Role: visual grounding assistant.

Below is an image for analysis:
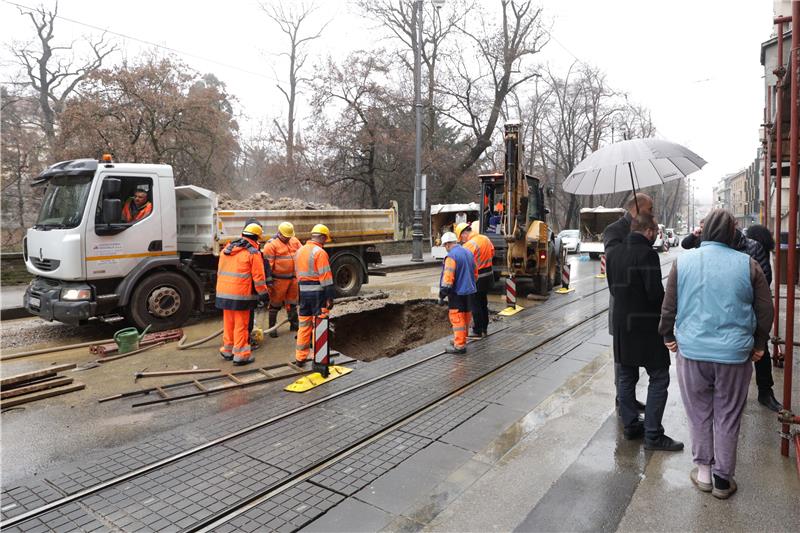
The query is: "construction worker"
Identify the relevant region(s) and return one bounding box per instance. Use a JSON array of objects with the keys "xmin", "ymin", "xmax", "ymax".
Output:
[
  {"xmin": 294, "ymin": 224, "xmax": 335, "ymax": 367},
  {"xmin": 456, "ymin": 222, "xmax": 495, "ymax": 338},
  {"xmin": 215, "ymin": 221, "xmax": 271, "ymax": 365},
  {"xmin": 262, "ymin": 222, "xmax": 302, "ymax": 338},
  {"xmin": 439, "ymin": 231, "xmax": 476, "ymax": 354},
  {"xmin": 122, "ymin": 190, "xmax": 152, "ymax": 222}
]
